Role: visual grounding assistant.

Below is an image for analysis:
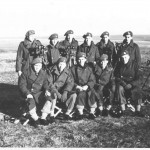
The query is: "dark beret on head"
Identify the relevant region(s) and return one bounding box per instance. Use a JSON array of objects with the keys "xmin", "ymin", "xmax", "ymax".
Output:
[
  {"xmin": 100, "ymin": 31, "xmax": 109, "ymax": 38},
  {"xmin": 123, "ymin": 31, "xmax": 133, "ymax": 37},
  {"xmin": 49, "ymin": 33, "xmax": 58, "ymax": 40},
  {"xmin": 83, "ymin": 32, "xmax": 92, "ymax": 38},
  {"xmin": 31, "ymin": 57, "xmax": 42, "ymax": 65},
  {"xmin": 77, "ymin": 52, "xmax": 86, "ymax": 58},
  {"xmin": 25, "ymin": 30, "xmax": 35, "ymax": 37},
  {"xmin": 64, "ymin": 30, "xmax": 74, "ymax": 36}
]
